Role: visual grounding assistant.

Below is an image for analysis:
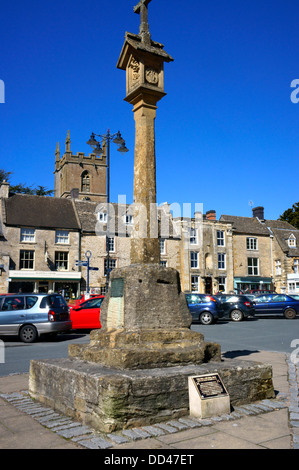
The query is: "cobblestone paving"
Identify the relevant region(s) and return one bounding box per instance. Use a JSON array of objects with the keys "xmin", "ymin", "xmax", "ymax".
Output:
[{"xmin": 0, "ymin": 389, "xmax": 290, "ymax": 449}]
